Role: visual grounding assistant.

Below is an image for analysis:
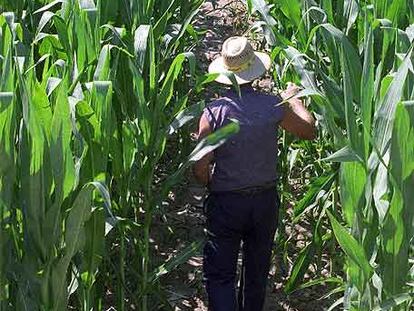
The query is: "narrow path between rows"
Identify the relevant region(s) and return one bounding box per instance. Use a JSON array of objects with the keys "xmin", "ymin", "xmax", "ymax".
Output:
[{"xmin": 165, "ymin": 1, "xmax": 334, "ymax": 310}]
